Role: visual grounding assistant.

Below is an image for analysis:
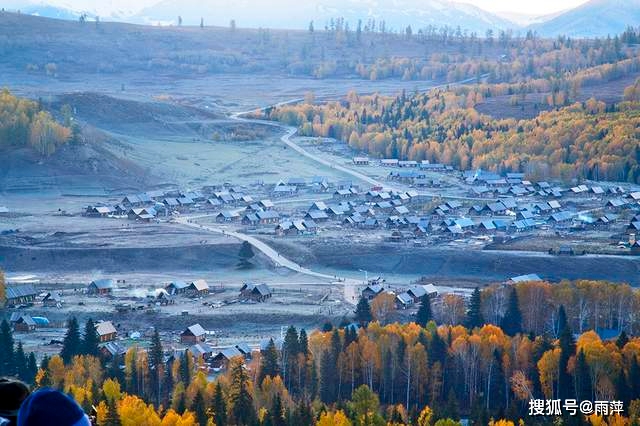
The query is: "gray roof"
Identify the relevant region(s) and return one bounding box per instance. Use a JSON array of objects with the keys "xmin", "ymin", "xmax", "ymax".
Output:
[
  {"xmin": 407, "ymin": 286, "xmax": 427, "ymax": 298},
  {"xmin": 256, "ymin": 210, "xmax": 280, "ymax": 220},
  {"xmin": 235, "ymin": 342, "xmax": 252, "ymax": 355},
  {"xmin": 243, "ymin": 213, "xmax": 259, "ymax": 222},
  {"xmin": 310, "ymin": 201, "xmax": 328, "ymax": 211},
  {"xmin": 241, "ymin": 282, "xmax": 272, "ymax": 296},
  {"xmin": 95, "ymin": 321, "xmax": 117, "ymax": 336},
  {"xmin": 190, "ymin": 343, "xmax": 214, "ymax": 357},
  {"xmin": 510, "ymin": 273, "xmax": 542, "ymax": 283},
  {"xmin": 217, "ymin": 346, "xmax": 243, "ymax": 359},
  {"xmin": 189, "ymin": 279, "xmax": 209, "ymax": 291},
  {"xmin": 15, "ymin": 315, "xmax": 36, "ymax": 326},
  {"xmin": 551, "ymin": 211, "xmax": 574, "ymax": 222},
  {"xmin": 183, "ymin": 323, "xmax": 206, "ymax": 337},
  {"xmin": 166, "ymin": 281, "xmax": 189, "ymax": 290},
  {"xmin": 306, "ymin": 210, "xmax": 328, "ymax": 220},
  {"xmin": 101, "ymin": 341, "xmax": 125, "ymax": 356},
  {"xmin": 454, "ymin": 218, "xmax": 475, "ymax": 228},
  {"xmin": 90, "ymin": 279, "xmax": 114, "ymax": 290},
  {"xmin": 364, "ymin": 284, "xmax": 384, "ymax": 294},
  {"xmin": 5, "ymin": 284, "xmax": 38, "ymax": 300},
  {"xmin": 479, "ymin": 220, "xmax": 496, "ymax": 230},
  {"xmin": 396, "ymin": 292, "xmax": 414, "ymax": 305}
]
